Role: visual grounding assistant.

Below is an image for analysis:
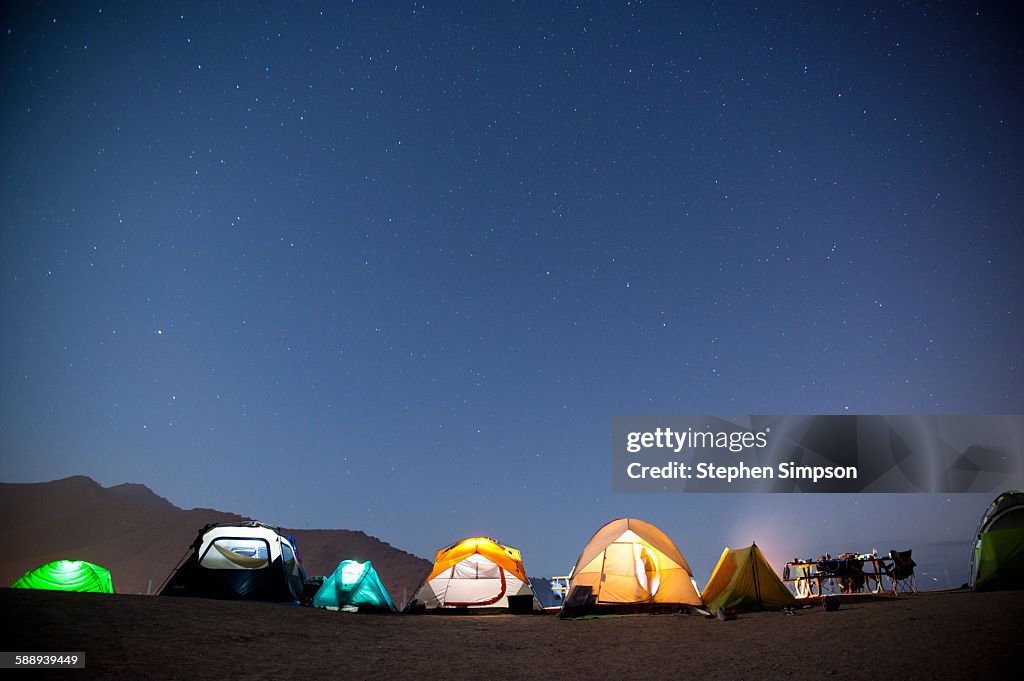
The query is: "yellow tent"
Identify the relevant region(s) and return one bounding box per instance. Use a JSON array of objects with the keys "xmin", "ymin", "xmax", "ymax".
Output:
[
  {"xmin": 702, "ymin": 543, "xmax": 796, "ymax": 612},
  {"xmin": 560, "ymin": 518, "xmax": 703, "ymax": 616},
  {"xmin": 405, "ymin": 537, "xmax": 542, "ymax": 612}
]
